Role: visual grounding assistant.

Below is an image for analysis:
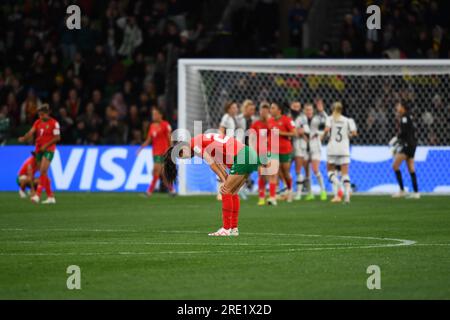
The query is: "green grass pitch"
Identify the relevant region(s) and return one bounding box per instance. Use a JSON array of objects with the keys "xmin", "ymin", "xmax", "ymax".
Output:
[{"xmin": 0, "ymin": 193, "xmax": 449, "ymax": 299}]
